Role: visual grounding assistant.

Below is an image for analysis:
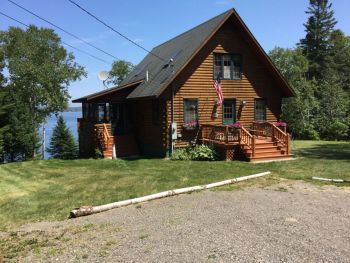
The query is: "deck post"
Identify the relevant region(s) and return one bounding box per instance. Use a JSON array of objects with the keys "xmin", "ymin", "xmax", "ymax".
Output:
[
  {"xmin": 252, "ymin": 137, "xmax": 255, "ymax": 157},
  {"xmin": 225, "ymin": 126, "xmax": 229, "ymax": 144},
  {"xmin": 238, "ymin": 128, "xmax": 241, "ymax": 144}
]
